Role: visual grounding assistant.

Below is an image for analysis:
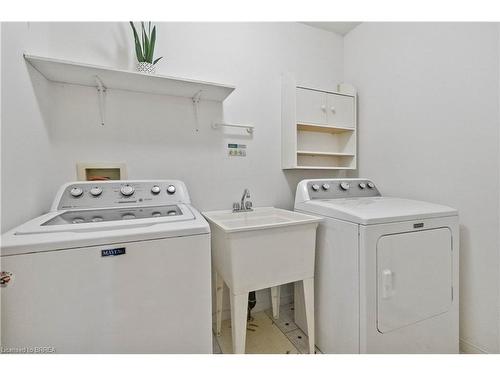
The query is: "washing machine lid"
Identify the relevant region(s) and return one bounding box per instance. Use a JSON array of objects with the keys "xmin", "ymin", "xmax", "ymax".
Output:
[
  {"xmin": 0, "ymin": 204, "xmax": 210, "ymax": 256},
  {"xmin": 298, "ymin": 197, "xmax": 458, "ymax": 225}
]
